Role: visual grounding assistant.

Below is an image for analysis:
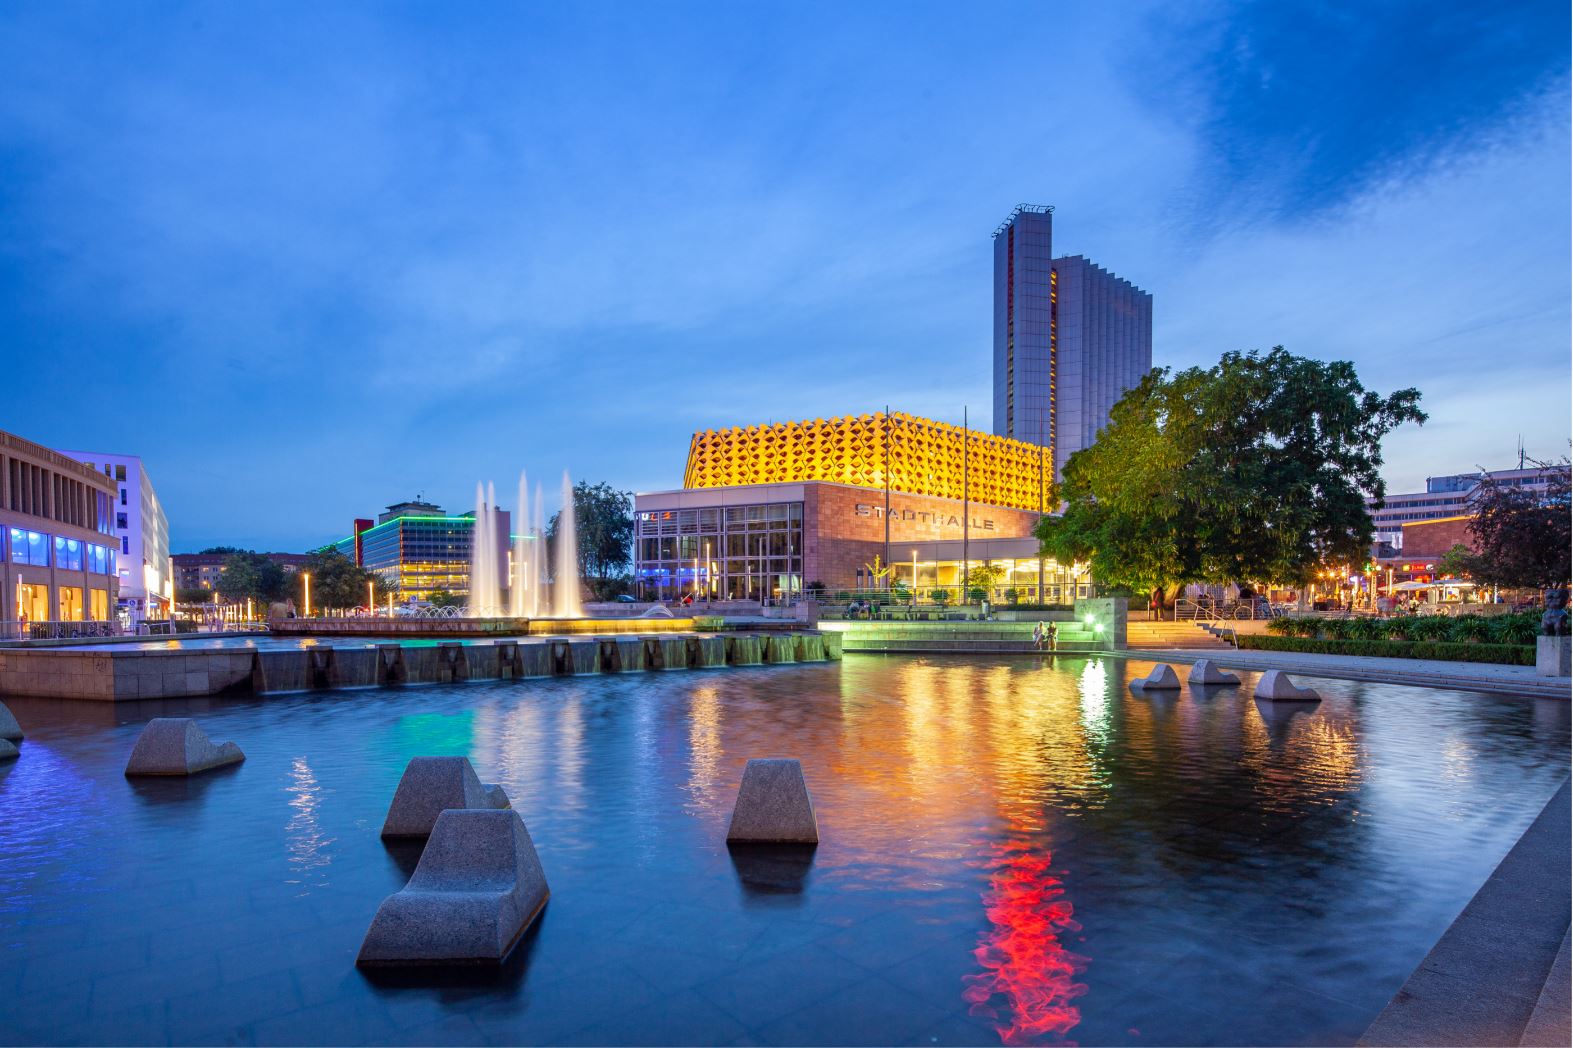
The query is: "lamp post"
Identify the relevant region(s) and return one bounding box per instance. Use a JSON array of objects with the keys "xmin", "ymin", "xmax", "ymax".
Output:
[
  {"xmin": 367, "ymin": 580, "xmax": 375, "ymax": 616},
  {"xmin": 911, "ymin": 549, "xmax": 918, "ymax": 604},
  {"xmin": 302, "ymin": 573, "xmax": 312, "ymax": 618}
]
